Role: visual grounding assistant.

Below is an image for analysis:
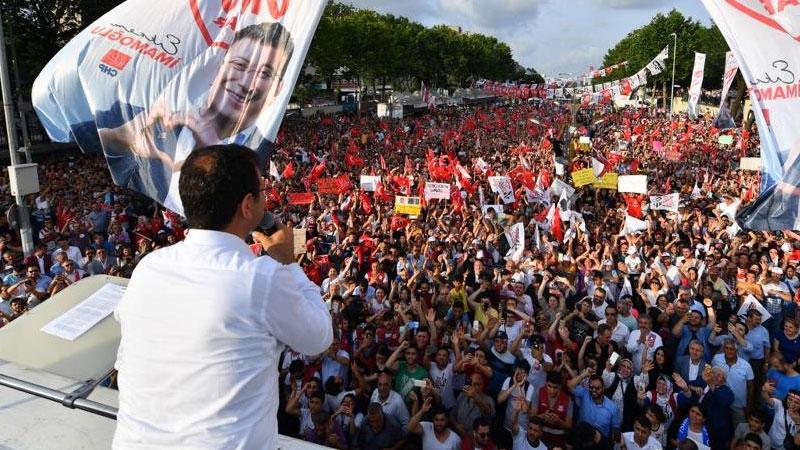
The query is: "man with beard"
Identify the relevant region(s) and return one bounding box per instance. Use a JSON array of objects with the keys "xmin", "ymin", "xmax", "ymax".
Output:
[{"xmin": 407, "ymin": 397, "xmax": 462, "ymax": 450}]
